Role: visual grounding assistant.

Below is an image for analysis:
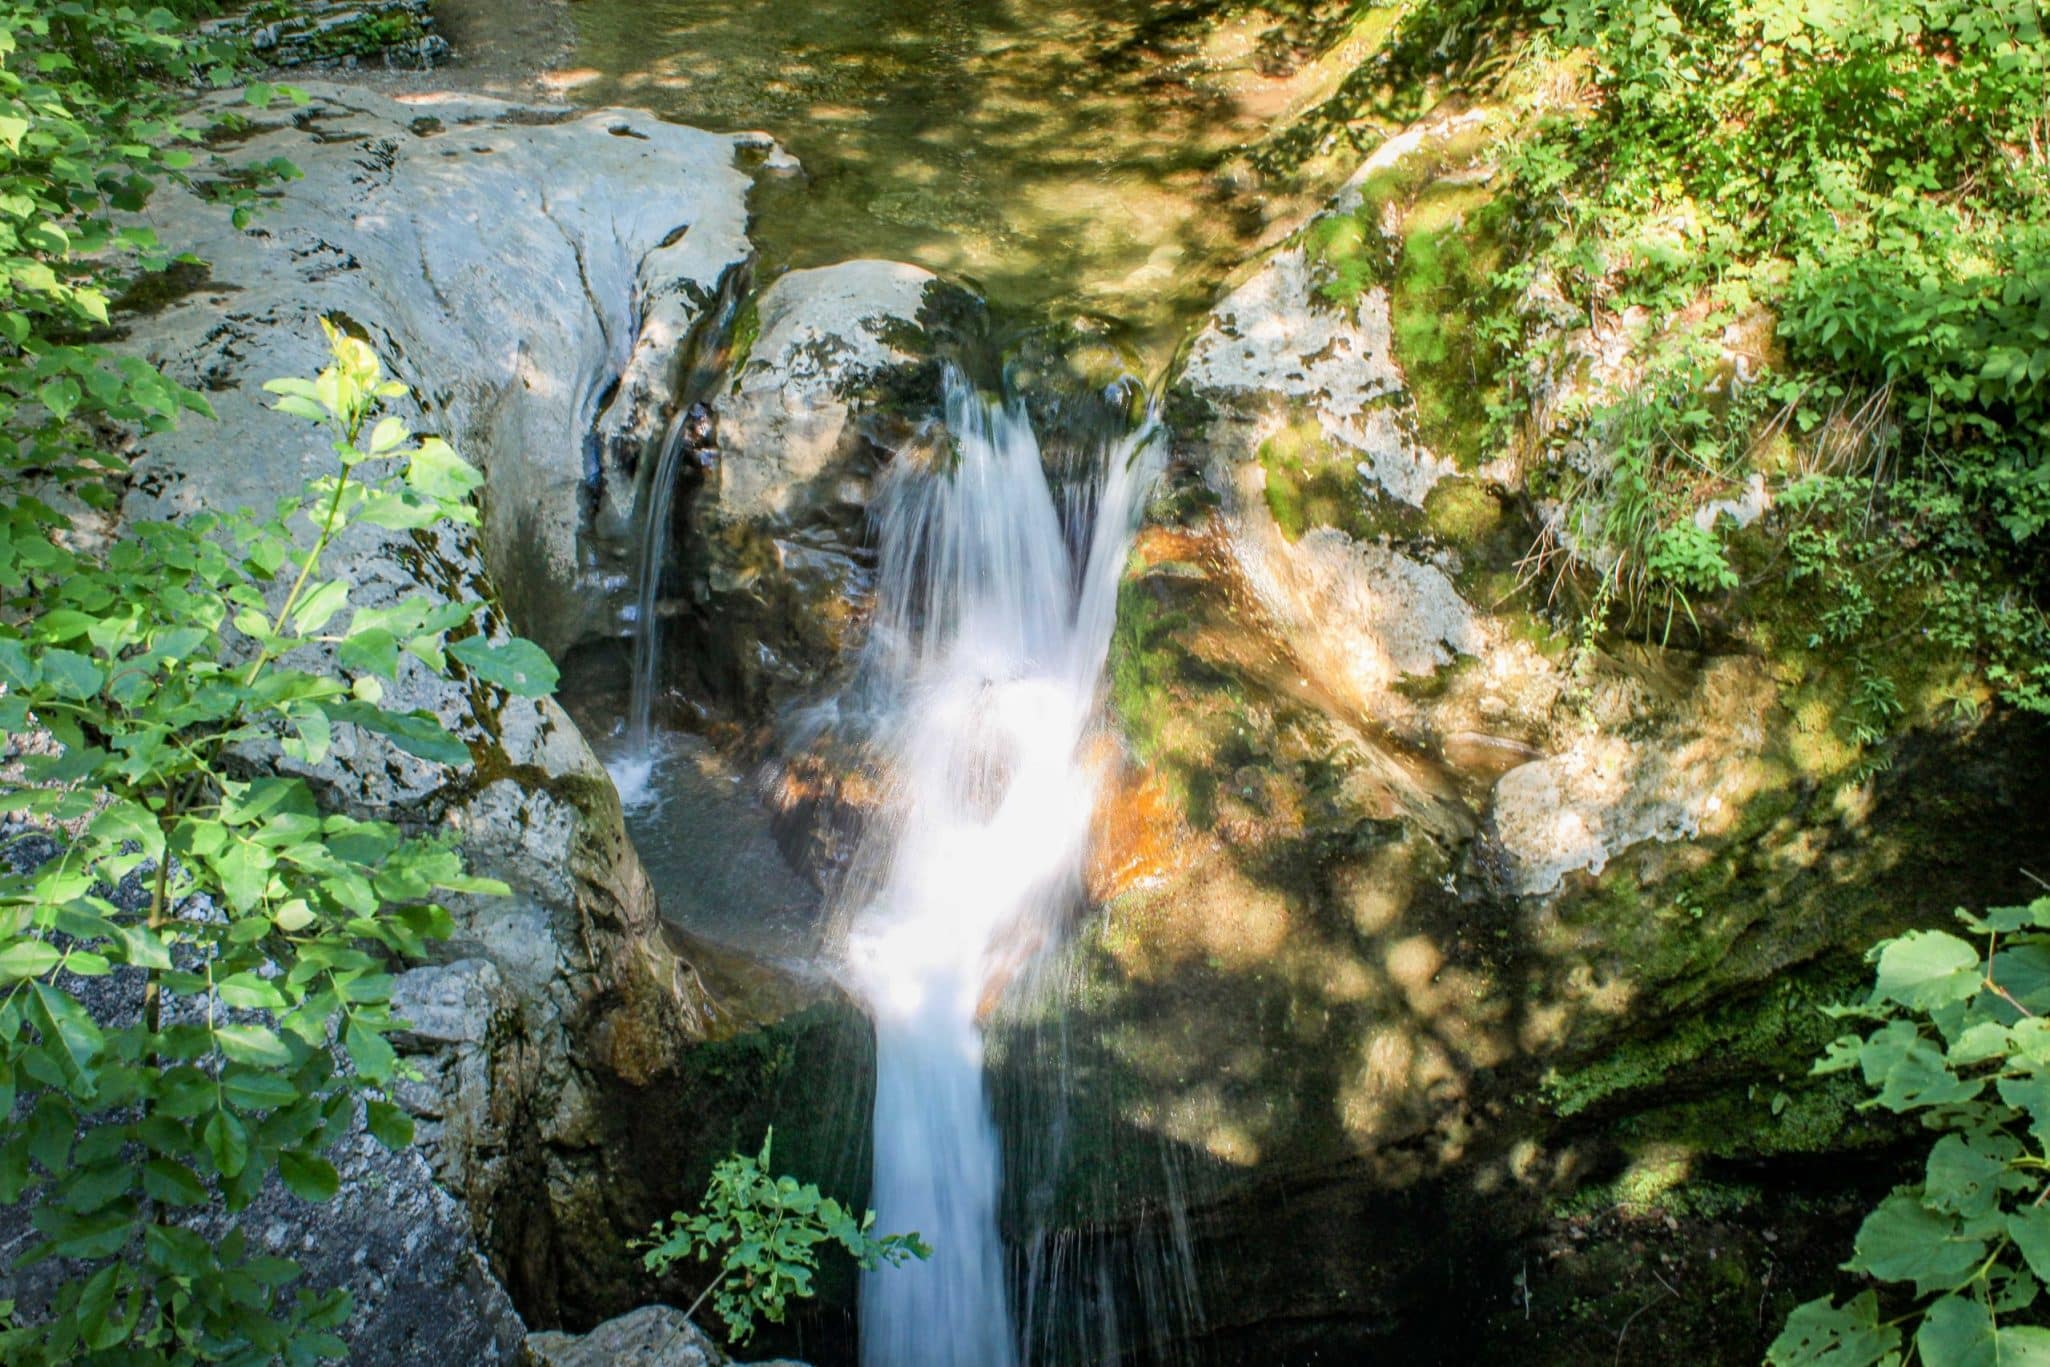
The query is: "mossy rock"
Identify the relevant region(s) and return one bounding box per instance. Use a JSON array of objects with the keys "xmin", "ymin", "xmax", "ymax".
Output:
[
  {"xmin": 1388, "ymin": 183, "xmax": 1510, "ymax": 472},
  {"xmin": 1257, "ymin": 418, "xmax": 1424, "ymax": 543}
]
